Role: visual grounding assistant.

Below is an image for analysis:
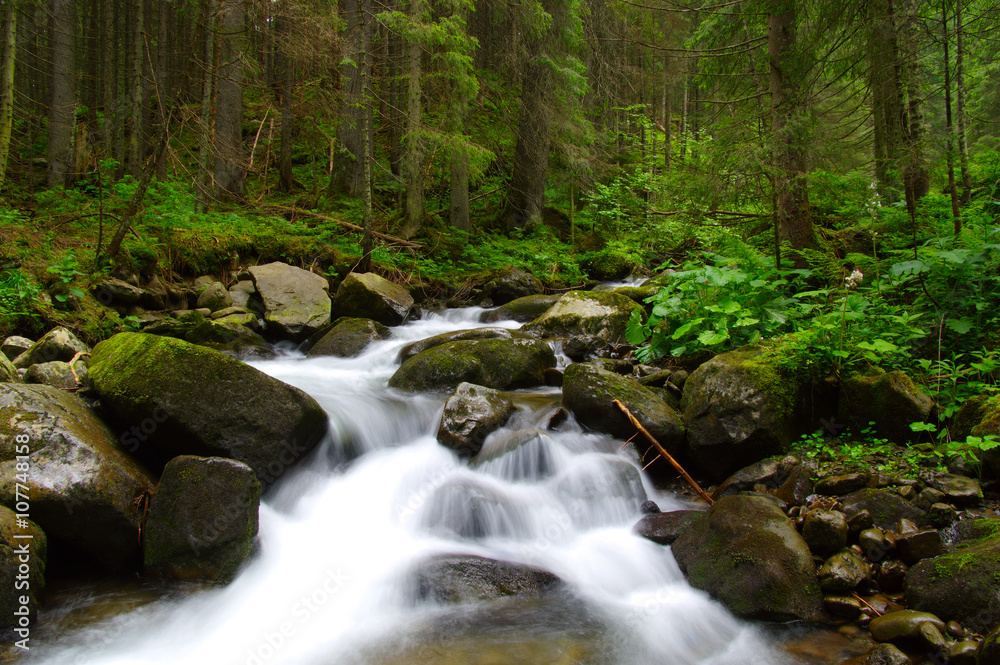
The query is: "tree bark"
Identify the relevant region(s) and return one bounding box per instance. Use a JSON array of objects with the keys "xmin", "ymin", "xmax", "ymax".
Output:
[
  {"xmin": 196, "ymin": 0, "xmax": 217, "ymax": 212},
  {"xmin": 942, "ymin": 0, "xmax": 960, "ymax": 233},
  {"xmin": 47, "ymin": 0, "xmax": 76, "ymax": 188},
  {"xmin": 128, "ymin": 0, "xmax": 144, "ymax": 177},
  {"xmin": 400, "ymin": 0, "xmax": 425, "ymax": 238},
  {"xmin": 328, "ymin": 0, "xmax": 368, "ymax": 198},
  {"xmin": 359, "ymin": 0, "xmax": 373, "ymax": 271},
  {"xmin": 214, "ymin": 0, "xmax": 245, "ymax": 200},
  {"xmin": 0, "ymin": 1, "xmax": 16, "ymax": 186},
  {"xmin": 276, "ymin": 0, "xmax": 293, "ymax": 193},
  {"xmin": 869, "ymin": 0, "xmax": 905, "ymax": 200},
  {"xmin": 955, "ymin": 0, "xmax": 971, "ymax": 203}
]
